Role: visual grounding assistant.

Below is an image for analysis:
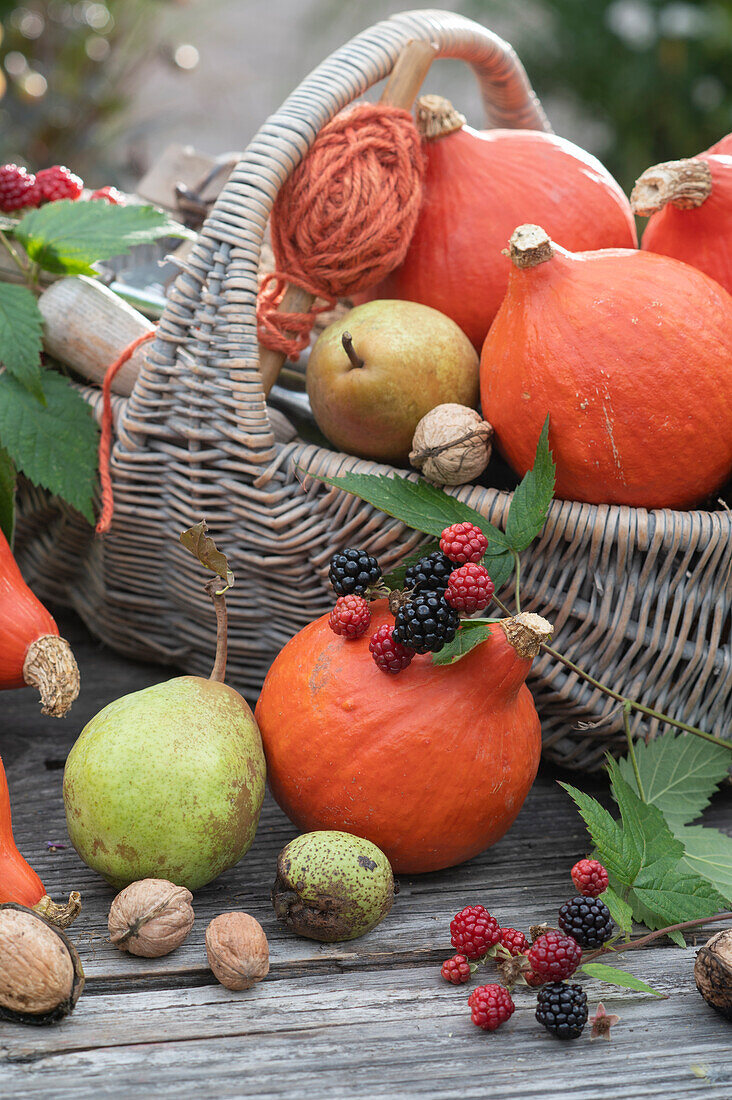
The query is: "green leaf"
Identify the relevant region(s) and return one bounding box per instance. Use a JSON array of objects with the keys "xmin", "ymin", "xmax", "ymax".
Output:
[
  {"xmin": 0, "ymin": 282, "xmax": 44, "ymax": 400},
  {"xmin": 314, "ymin": 471, "xmax": 509, "ymax": 549},
  {"xmin": 617, "ymin": 731, "xmax": 730, "ymax": 830},
  {"xmin": 381, "ymin": 539, "xmax": 440, "ymax": 589},
  {"xmin": 481, "ymin": 548, "xmax": 515, "ymax": 591},
  {"xmin": 602, "ymin": 886, "xmax": 634, "ymax": 937},
  {"xmin": 431, "ymin": 621, "xmax": 497, "ymax": 666},
  {"xmin": 0, "ymin": 371, "xmax": 98, "ymax": 521},
  {"xmin": 0, "ymin": 447, "xmax": 16, "ymax": 543},
  {"xmin": 675, "ymin": 825, "xmax": 732, "ymax": 905},
  {"xmin": 504, "ymin": 414, "xmax": 555, "ymax": 551},
  {"xmin": 580, "ymin": 962, "xmax": 666, "ymax": 998},
  {"xmin": 606, "ymin": 760, "xmax": 682, "ymax": 882},
  {"xmin": 559, "ymin": 783, "xmax": 632, "ymax": 883},
  {"xmin": 14, "ymin": 200, "xmax": 193, "ymax": 276},
  {"xmin": 629, "ymin": 856, "xmax": 724, "ymax": 933}
]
